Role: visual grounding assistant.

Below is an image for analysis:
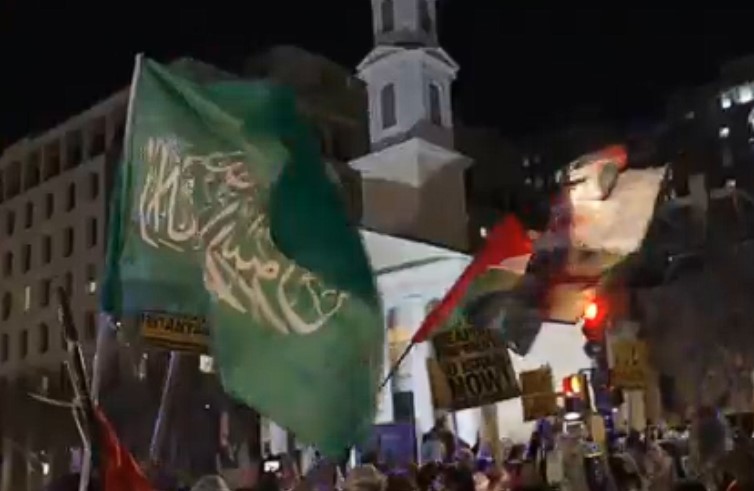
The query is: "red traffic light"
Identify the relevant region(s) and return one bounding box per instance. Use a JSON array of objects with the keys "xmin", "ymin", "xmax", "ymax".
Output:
[
  {"xmin": 584, "ymin": 301, "xmax": 599, "ymax": 321},
  {"xmin": 562, "ymin": 374, "xmax": 583, "ymax": 396},
  {"xmin": 581, "ymin": 297, "xmax": 607, "ymax": 342}
]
